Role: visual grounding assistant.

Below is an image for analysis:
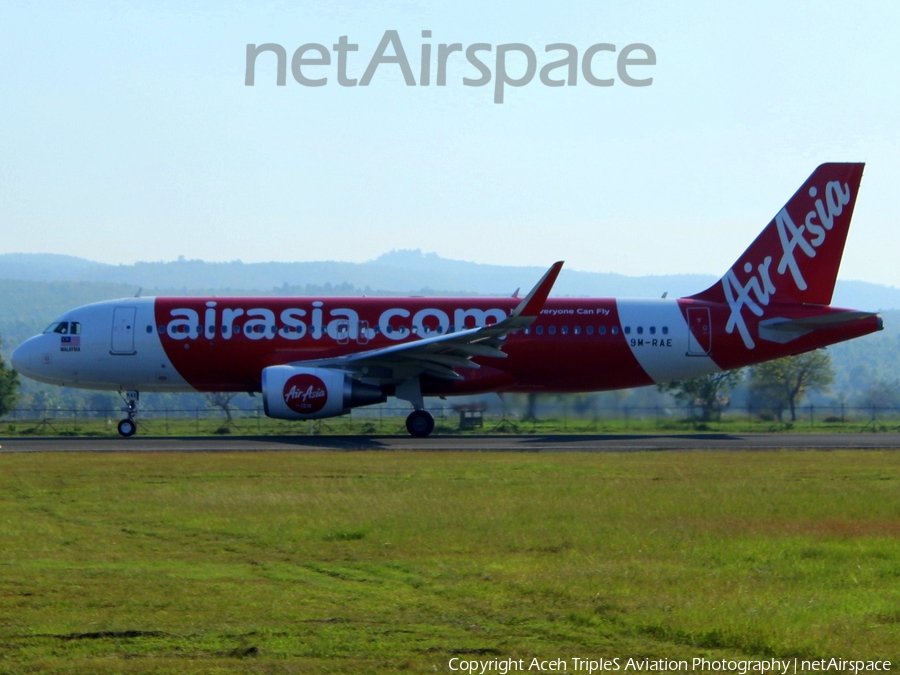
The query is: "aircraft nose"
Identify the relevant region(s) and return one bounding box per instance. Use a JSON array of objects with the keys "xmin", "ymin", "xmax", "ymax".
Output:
[{"xmin": 11, "ymin": 339, "xmax": 35, "ymax": 376}]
